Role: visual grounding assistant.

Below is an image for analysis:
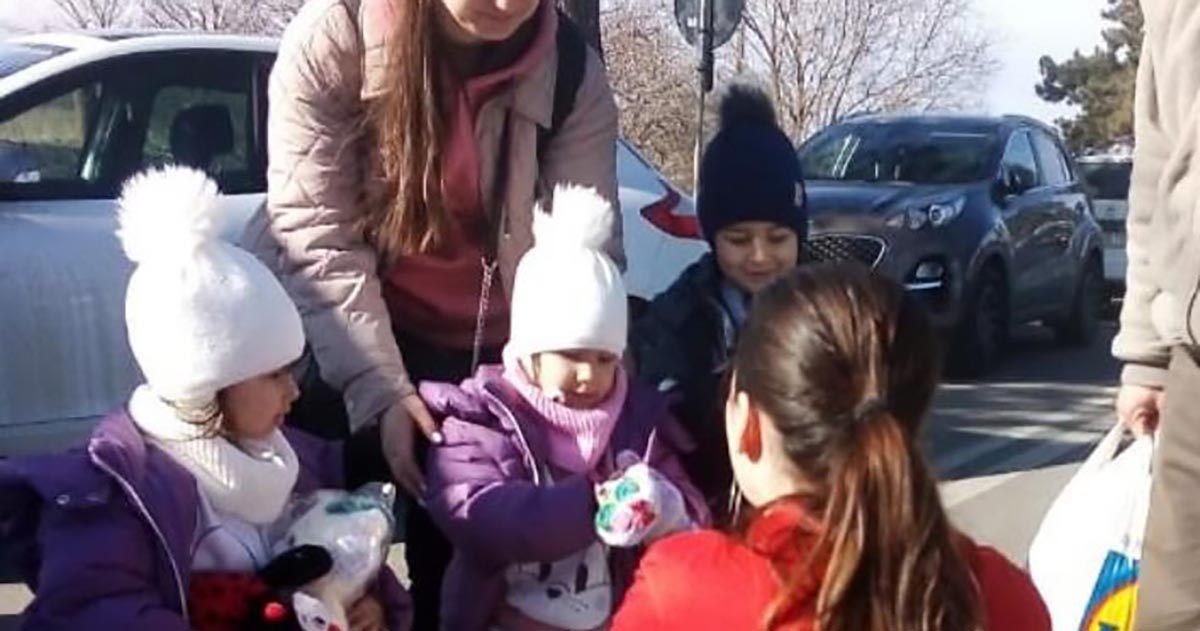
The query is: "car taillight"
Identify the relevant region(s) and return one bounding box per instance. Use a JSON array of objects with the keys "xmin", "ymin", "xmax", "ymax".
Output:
[{"xmin": 640, "ymin": 180, "xmax": 702, "ymax": 240}]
